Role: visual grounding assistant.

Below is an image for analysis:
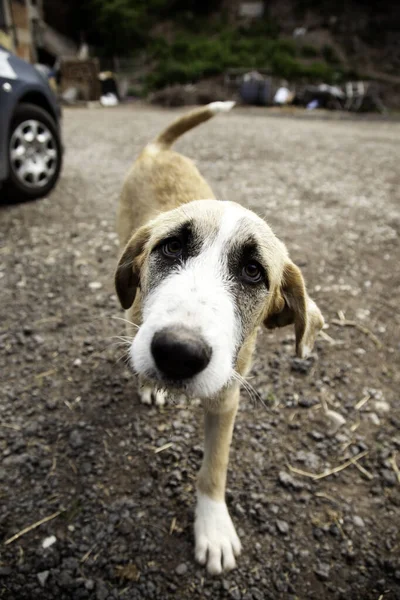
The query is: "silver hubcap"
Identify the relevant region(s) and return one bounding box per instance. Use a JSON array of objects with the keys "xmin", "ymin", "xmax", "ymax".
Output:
[{"xmin": 10, "ymin": 119, "xmax": 58, "ymax": 188}]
